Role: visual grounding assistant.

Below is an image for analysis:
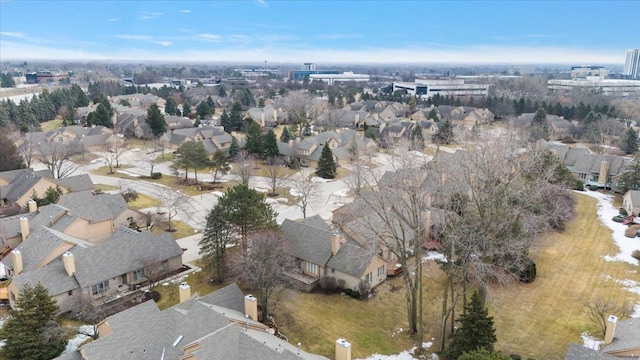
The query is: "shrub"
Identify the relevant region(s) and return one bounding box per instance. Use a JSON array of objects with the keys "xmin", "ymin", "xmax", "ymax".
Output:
[
  {"xmin": 589, "ymin": 184, "xmax": 598, "ymax": 191},
  {"xmin": 343, "ymin": 288, "xmax": 352, "ymax": 296},
  {"xmin": 358, "ymin": 280, "xmax": 371, "ymax": 298},
  {"xmin": 620, "ymin": 208, "xmax": 628, "ymax": 216},
  {"xmin": 509, "ymin": 354, "xmax": 522, "ymax": 360},
  {"xmin": 574, "ymin": 180, "xmax": 584, "ymax": 191},
  {"xmin": 121, "ymin": 189, "xmax": 139, "ymax": 203},
  {"xmin": 350, "ymin": 290, "xmax": 361, "ymax": 299},
  {"xmin": 151, "ymin": 172, "xmax": 162, "ymax": 179},
  {"xmin": 632, "ymin": 250, "xmax": 640, "ymax": 261}
]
